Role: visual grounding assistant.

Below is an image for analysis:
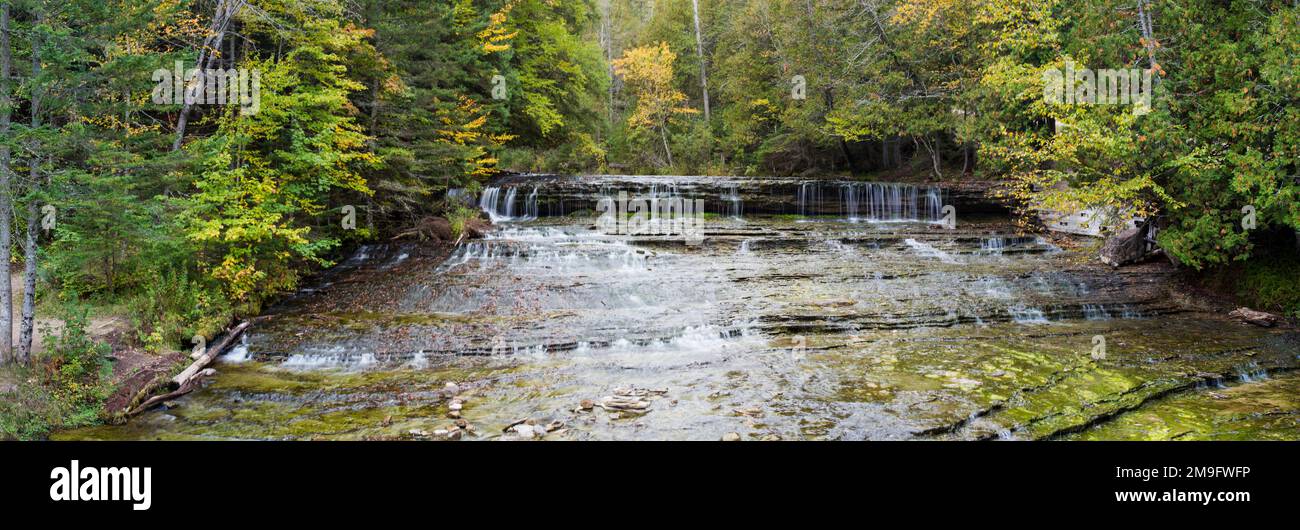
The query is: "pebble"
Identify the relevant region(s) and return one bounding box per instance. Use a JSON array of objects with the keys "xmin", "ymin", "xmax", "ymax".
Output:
[
  {"xmin": 722, "ymin": 432, "xmax": 741, "ymax": 442},
  {"xmin": 449, "ymin": 402, "xmax": 463, "ymax": 411}
]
